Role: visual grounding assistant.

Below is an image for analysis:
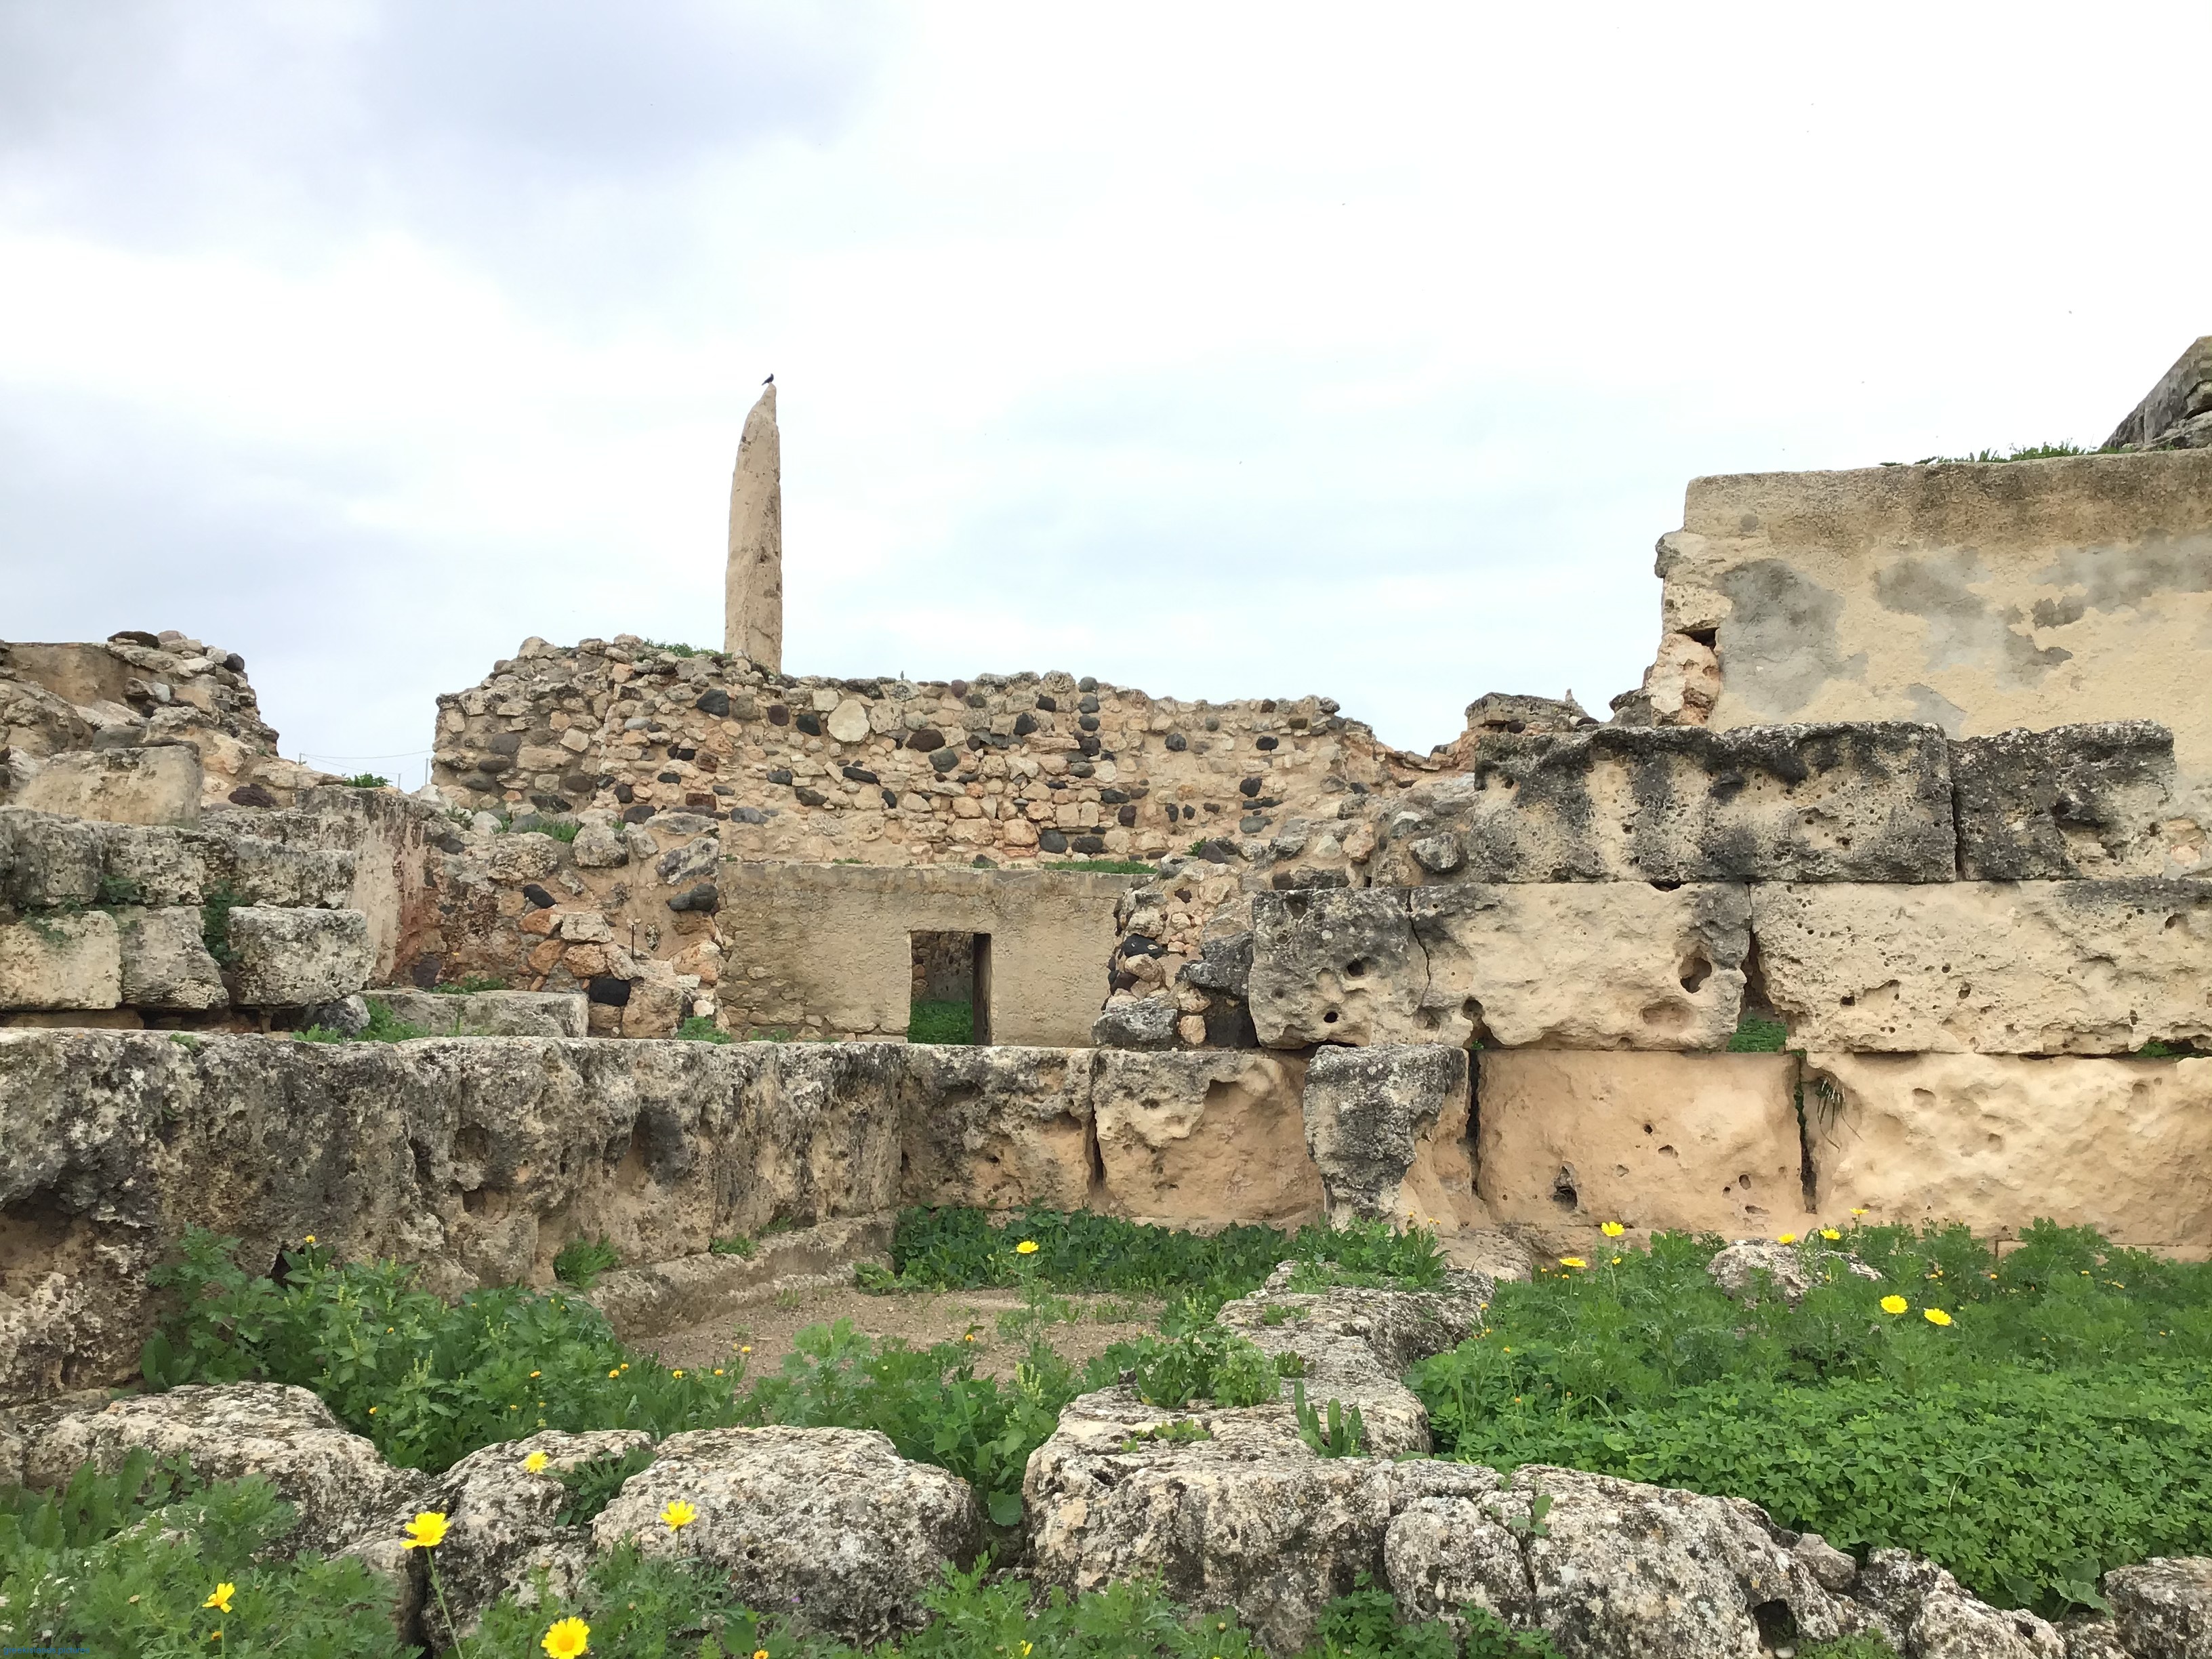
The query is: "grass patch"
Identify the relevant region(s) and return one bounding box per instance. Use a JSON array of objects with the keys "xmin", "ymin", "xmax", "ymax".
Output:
[
  {"xmin": 296, "ymin": 998, "xmax": 429, "ymax": 1045},
  {"xmin": 907, "ymin": 999, "xmax": 975, "ymax": 1044},
  {"xmin": 1044, "ymin": 859, "xmax": 1158, "ymax": 875},
  {"xmin": 640, "ymin": 640, "xmax": 703, "ymax": 657},
  {"xmin": 432, "ymin": 974, "xmax": 510, "ymax": 994},
  {"xmin": 553, "ymin": 1235, "xmax": 622, "ymax": 1288},
  {"xmin": 1408, "ymin": 1221, "xmax": 2212, "ymax": 1618},
  {"xmin": 199, "ymin": 882, "xmax": 243, "ymax": 968},
  {"xmin": 679, "ymin": 1013, "xmax": 733, "ymax": 1043},
  {"xmin": 1725, "ymin": 1015, "xmax": 1791, "ymax": 1052},
  {"xmin": 1900, "ymin": 441, "xmax": 2129, "ymax": 466}
]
